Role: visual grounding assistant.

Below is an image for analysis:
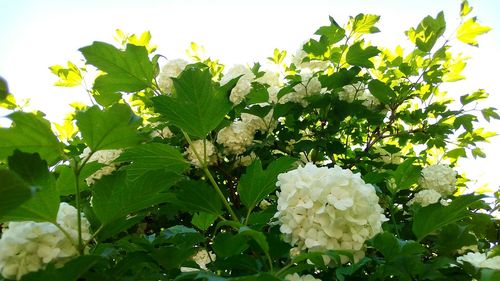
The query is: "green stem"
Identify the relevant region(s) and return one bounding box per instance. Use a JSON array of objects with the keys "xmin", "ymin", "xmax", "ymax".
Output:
[
  {"xmin": 275, "ymin": 262, "xmax": 294, "ymax": 277},
  {"xmin": 73, "ymin": 163, "xmax": 84, "ymax": 255},
  {"xmin": 54, "ymin": 222, "xmax": 77, "ymax": 248},
  {"xmin": 182, "ymin": 131, "xmax": 239, "ymax": 222}
]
